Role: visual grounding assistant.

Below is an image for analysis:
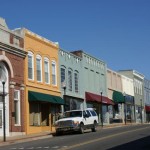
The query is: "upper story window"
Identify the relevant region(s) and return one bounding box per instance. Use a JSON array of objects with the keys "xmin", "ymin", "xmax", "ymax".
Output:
[
  {"xmin": 74, "ymin": 71, "xmax": 79, "ymax": 93},
  {"xmin": 52, "ymin": 60, "xmax": 57, "ymax": 86},
  {"xmin": 68, "ymin": 69, "xmax": 73, "ymax": 91},
  {"xmin": 44, "ymin": 57, "xmax": 50, "ymax": 84},
  {"xmin": 28, "ymin": 51, "xmax": 34, "ymax": 80},
  {"xmin": 36, "ymin": 55, "xmax": 42, "ymax": 82},
  {"xmin": 61, "ymin": 67, "xmax": 66, "ymax": 88},
  {"xmin": 14, "ymin": 37, "xmax": 20, "ymax": 46}
]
